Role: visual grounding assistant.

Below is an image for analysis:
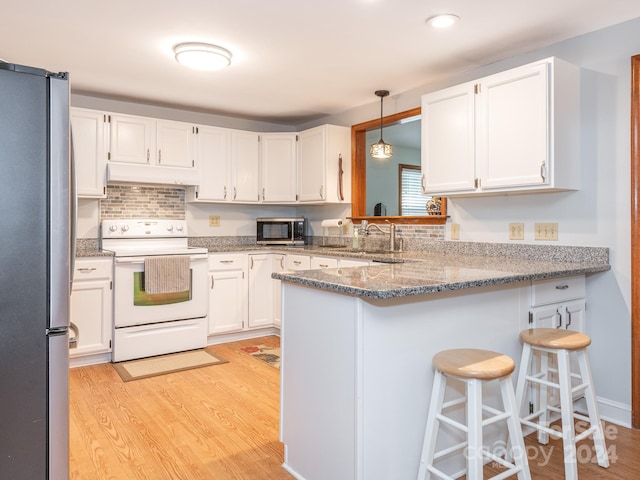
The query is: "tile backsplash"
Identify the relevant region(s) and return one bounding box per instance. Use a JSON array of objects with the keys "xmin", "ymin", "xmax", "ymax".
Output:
[{"xmin": 101, "ymin": 185, "xmax": 185, "ymax": 220}]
